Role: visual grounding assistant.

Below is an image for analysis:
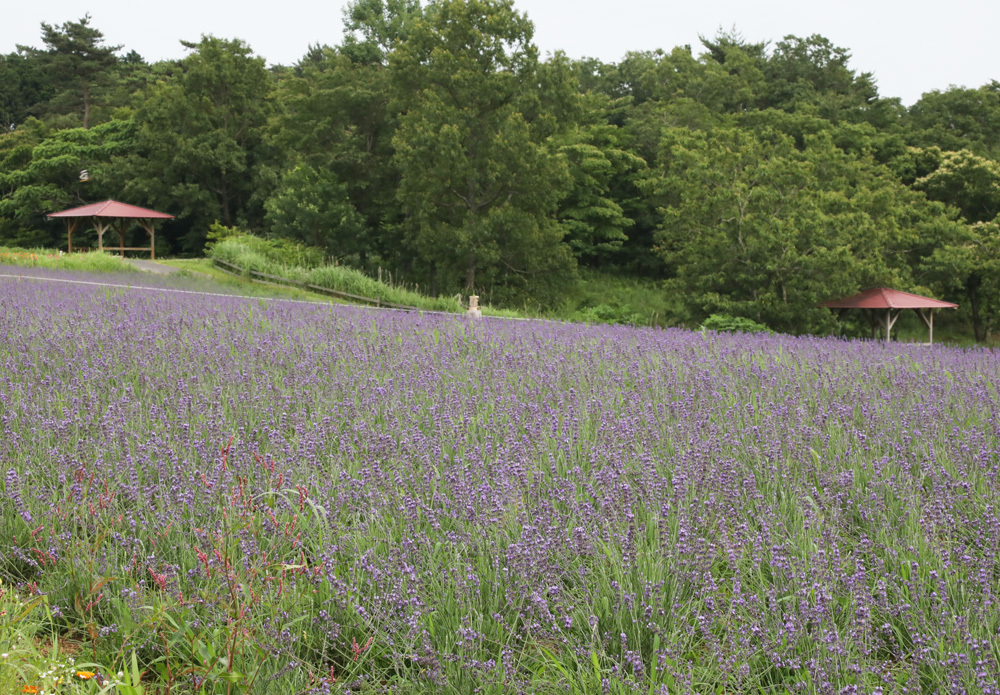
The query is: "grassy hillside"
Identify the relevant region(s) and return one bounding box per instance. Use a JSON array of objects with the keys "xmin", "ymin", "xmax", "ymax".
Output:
[{"xmin": 208, "ymin": 236, "xmax": 522, "ymax": 317}]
